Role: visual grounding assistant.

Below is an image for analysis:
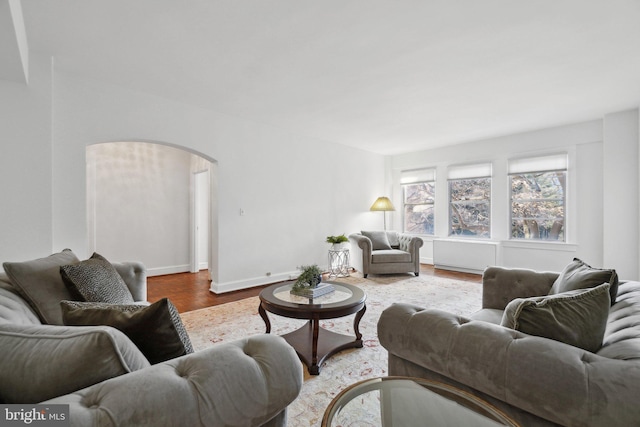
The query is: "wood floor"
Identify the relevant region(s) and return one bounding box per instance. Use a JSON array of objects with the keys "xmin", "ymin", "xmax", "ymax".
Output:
[{"xmin": 147, "ymin": 265, "xmax": 482, "ymax": 313}]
